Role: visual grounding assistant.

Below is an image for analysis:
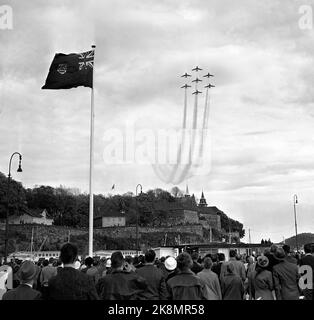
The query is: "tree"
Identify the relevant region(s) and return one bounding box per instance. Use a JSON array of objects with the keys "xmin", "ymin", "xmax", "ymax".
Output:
[
  {"xmin": 0, "ymin": 172, "xmax": 28, "ymax": 219},
  {"xmin": 170, "ymin": 186, "xmax": 183, "ymax": 198}
]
